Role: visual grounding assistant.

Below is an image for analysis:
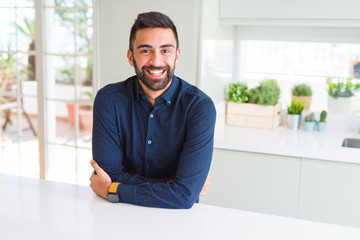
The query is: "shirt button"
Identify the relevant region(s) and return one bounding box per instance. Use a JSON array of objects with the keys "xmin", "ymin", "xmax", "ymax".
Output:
[
  {"xmin": 150, "ymin": 114, "xmax": 154, "ymax": 118},
  {"xmin": 147, "ymin": 140, "xmax": 152, "ymax": 145},
  {"xmin": 167, "ymin": 100, "xmax": 171, "ymax": 104}
]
